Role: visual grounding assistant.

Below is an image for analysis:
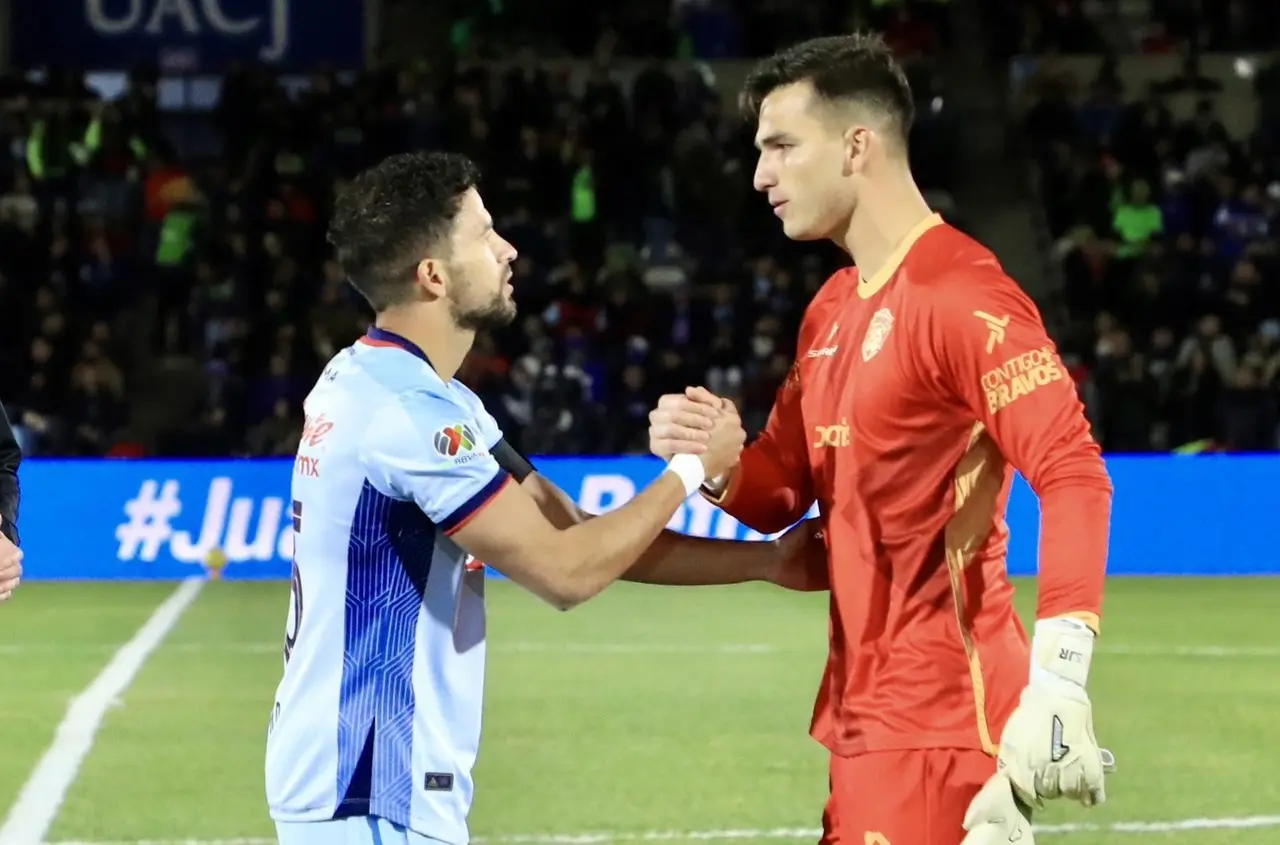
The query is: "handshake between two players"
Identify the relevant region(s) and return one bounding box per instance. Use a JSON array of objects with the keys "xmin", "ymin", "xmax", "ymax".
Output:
[{"xmin": 649, "ymin": 385, "xmax": 1116, "ymax": 845}]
